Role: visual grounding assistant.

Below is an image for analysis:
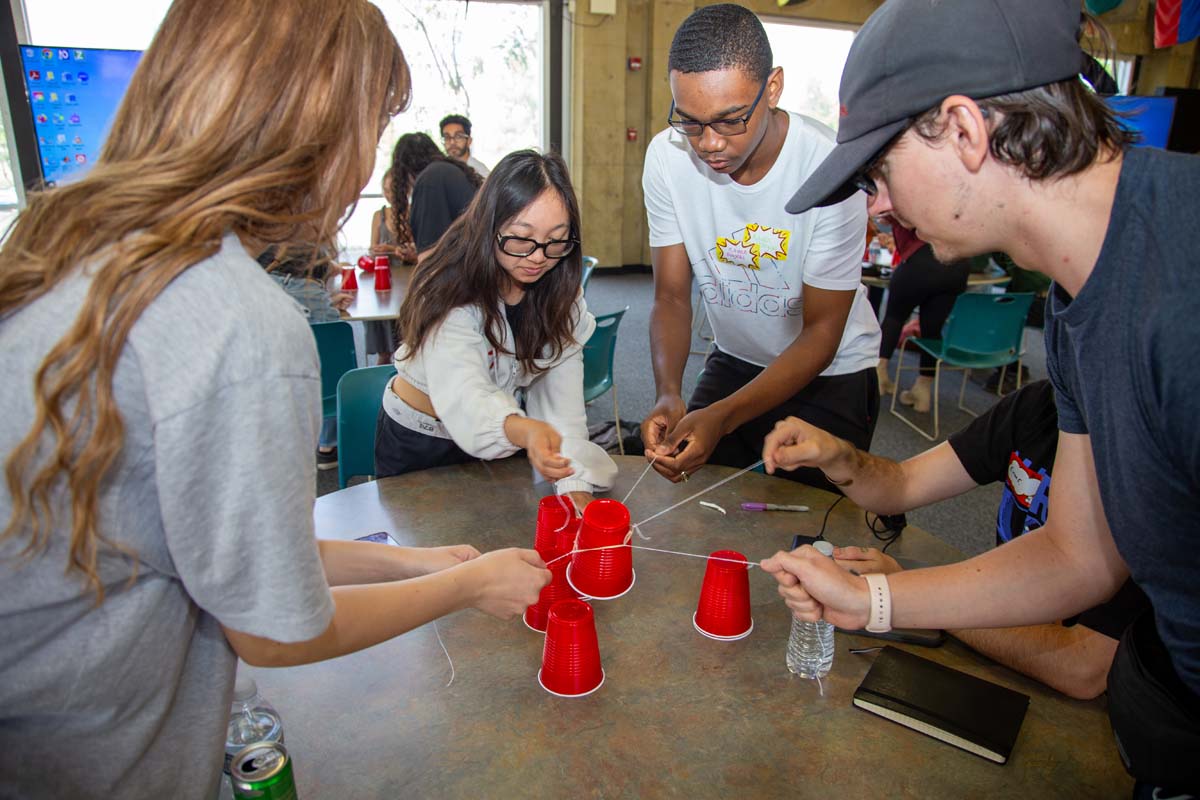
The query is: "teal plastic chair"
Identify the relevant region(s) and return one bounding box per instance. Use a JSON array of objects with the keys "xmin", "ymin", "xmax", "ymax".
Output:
[
  {"xmin": 583, "ymin": 307, "xmax": 627, "ymax": 454},
  {"xmin": 336, "ymin": 365, "xmax": 396, "ymax": 489},
  {"xmin": 311, "ymin": 321, "xmax": 357, "ymax": 423},
  {"xmin": 890, "ymin": 292, "xmax": 1035, "ymax": 440},
  {"xmin": 581, "ymin": 256, "xmax": 597, "ymax": 292}
]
